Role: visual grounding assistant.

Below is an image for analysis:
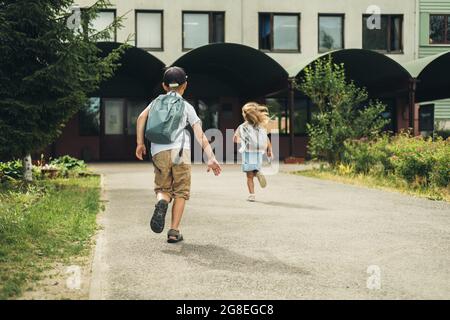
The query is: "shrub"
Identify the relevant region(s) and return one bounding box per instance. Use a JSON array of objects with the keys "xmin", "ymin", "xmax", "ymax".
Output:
[
  {"xmin": 0, "ymin": 160, "xmax": 23, "ymax": 182},
  {"xmin": 387, "ymin": 135, "xmax": 449, "ymax": 187},
  {"xmin": 342, "ymin": 133, "xmax": 450, "ymax": 188},
  {"xmin": 343, "ymin": 135, "xmax": 392, "ymax": 175},
  {"xmin": 435, "ymin": 129, "xmax": 450, "ymax": 140},
  {"xmin": 50, "ymin": 155, "xmax": 87, "ymax": 171}
]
